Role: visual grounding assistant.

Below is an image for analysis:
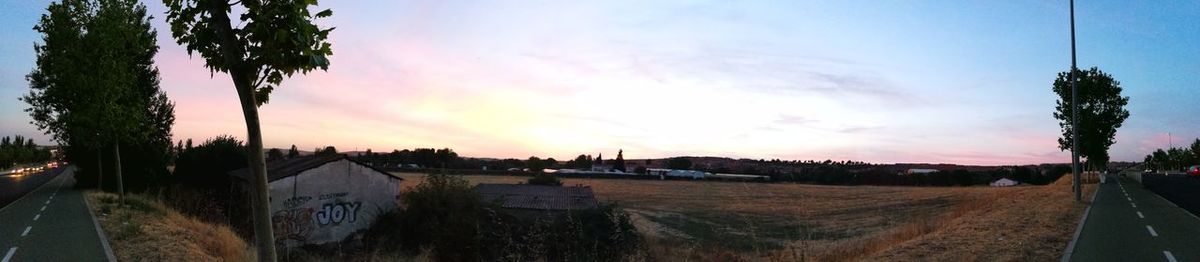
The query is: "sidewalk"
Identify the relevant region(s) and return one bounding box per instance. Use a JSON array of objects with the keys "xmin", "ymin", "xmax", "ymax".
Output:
[
  {"xmin": 1069, "ymin": 176, "xmax": 1200, "ymax": 261},
  {"xmin": 0, "ymin": 168, "xmax": 112, "ymax": 262}
]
